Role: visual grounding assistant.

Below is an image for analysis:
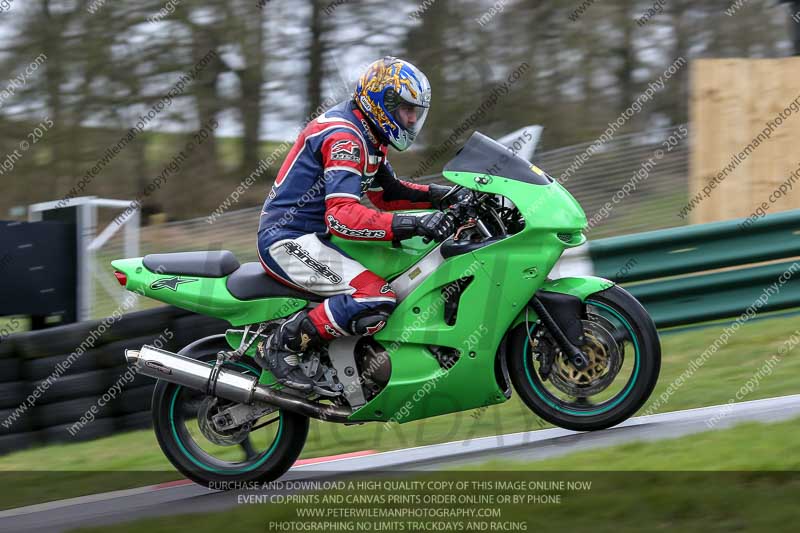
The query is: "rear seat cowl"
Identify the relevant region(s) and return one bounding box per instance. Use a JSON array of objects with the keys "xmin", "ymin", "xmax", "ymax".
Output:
[{"xmin": 142, "ymin": 250, "xmax": 240, "ymax": 278}]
